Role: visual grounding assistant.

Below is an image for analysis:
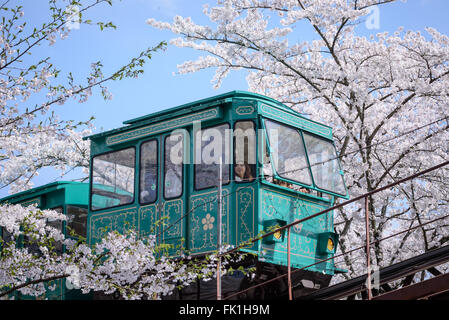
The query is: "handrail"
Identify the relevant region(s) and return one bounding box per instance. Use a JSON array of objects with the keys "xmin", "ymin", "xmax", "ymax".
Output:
[
  {"xmin": 220, "ymin": 159, "xmax": 449, "ymax": 300},
  {"xmin": 220, "ymin": 160, "xmax": 449, "ymax": 257}
]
